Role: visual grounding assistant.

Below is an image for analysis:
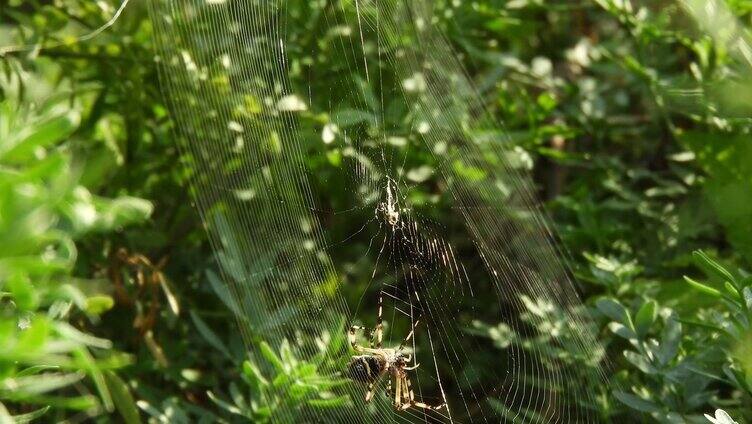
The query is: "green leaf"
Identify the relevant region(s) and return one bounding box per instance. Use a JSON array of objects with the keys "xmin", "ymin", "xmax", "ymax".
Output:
[
  {"xmin": 683, "ymin": 276, "xmax": 722, "ymax": 298},
  {"xmin": 613, "ymin": 390, "xmax": 660, "ymax": 413},
  {"xmin": 624, "ymin": 350, "xmax": 657, "ymax": 374},
  {"xmin": 16, "ymin": 366, "xmax": 60, "ymax": 378},
  {"xmin": 206, "ymin": 270, "xmax": 241, "ymax": 316},
  {"xmin": 682, "ymin": 131, "xmax": 752, "ymax": 264},
  {"xmin": 1, "ymin": 372, "xmax": 85, "ymax": 396},
  {"xmin": 634, "ymin": 300, "xmax": 657, "ymax": 338},
  {"xmin": 74, "ymin": 348, "xmax": 113, "ymax": 412},
  {"xmin": 724, "ymin": 364, "xmax": 752, "ymax": 395},
  {"xmin": 724, "ymin": 281, "xmax": 742, "ymax": 301},
  {"xmin": 85, "ymin": 295, "xmax": 115, "ymax": 315},
  {"xmin": 0, "ymin": 402, "xmax": 11, "ymax": 424},
  {"xmin": 353, "ymin": 75, "xmax": 379, "ymax": 112},
  {"xmin": 94, "ymin": 196, "xmax": 154, "ymax": 231},
  {"xmin": 158, "ymin": 275, "xmax": 180, "ymax": 316},
  {"xmin": 228, "ymin": 382, "xmax": 247, "ymax": 410},
  {"xmin": 596, "ymin": 297, "xmax": 631, "ymax": 326},
  {"xmin": 692, "ymin": 250, "xmax": 736, "ymax": 286},
  {"xmin": 55, "ymin": 322, "xmax": 112, "ymax": 349},
  {"xmin": 190, "ymin": 311, "xmax": 232, "ymax": 360},
  {"xmin": 10, "ymin": 406, "xmax": 49, "ymax": 423},
  {"xmin": 307, "ymin": 395, "xmax": 351, "ymax": 408},
  {"xmin": 10, "ymin": 394, "xmax": 98, "ymax": 411},
  {"xmin": 743, "ymin": 287, "xmax": 752, "ymax": 310},
  {"xmin": 676, "ymin": 318, "xmax": 724, "ymax": 333},
  {"xmin": 331, "ymin": 109, "xmax": 374, "ymax": 127},
  {"xmin": 16, "ymin": 317, "xmax": 50, "ymax": 353},
  {"xmin": 242, "ymin": 360, "xmax": 269, "ymax": 387},
  {"xmin": 6, "ymin": 274, "xmax": 38, "ymax": 311},
  {"xmin": 658, "ymin": 316, "xmax": 682, "ymax": 366},
  {"xmin": 104, "ymin": 371, "xmax": 142, "ymax": 424},
  {"xmin": 608, "ymin": 322, "xmax": 637, "ymax": 341},
  {"xmin": 259, "ymin": 341, "xmax": 285, "ymax": 373},
  {"xmin": 206, "ymin": 391, "xmax": 243, "ymax": 415},
  {"xmin": 135, "ymin": 400, "xmax": 162, "ymax": 420},
  {"xmin": 1, "ymin": 111, "xmax": 80, "ymax": 163}
]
